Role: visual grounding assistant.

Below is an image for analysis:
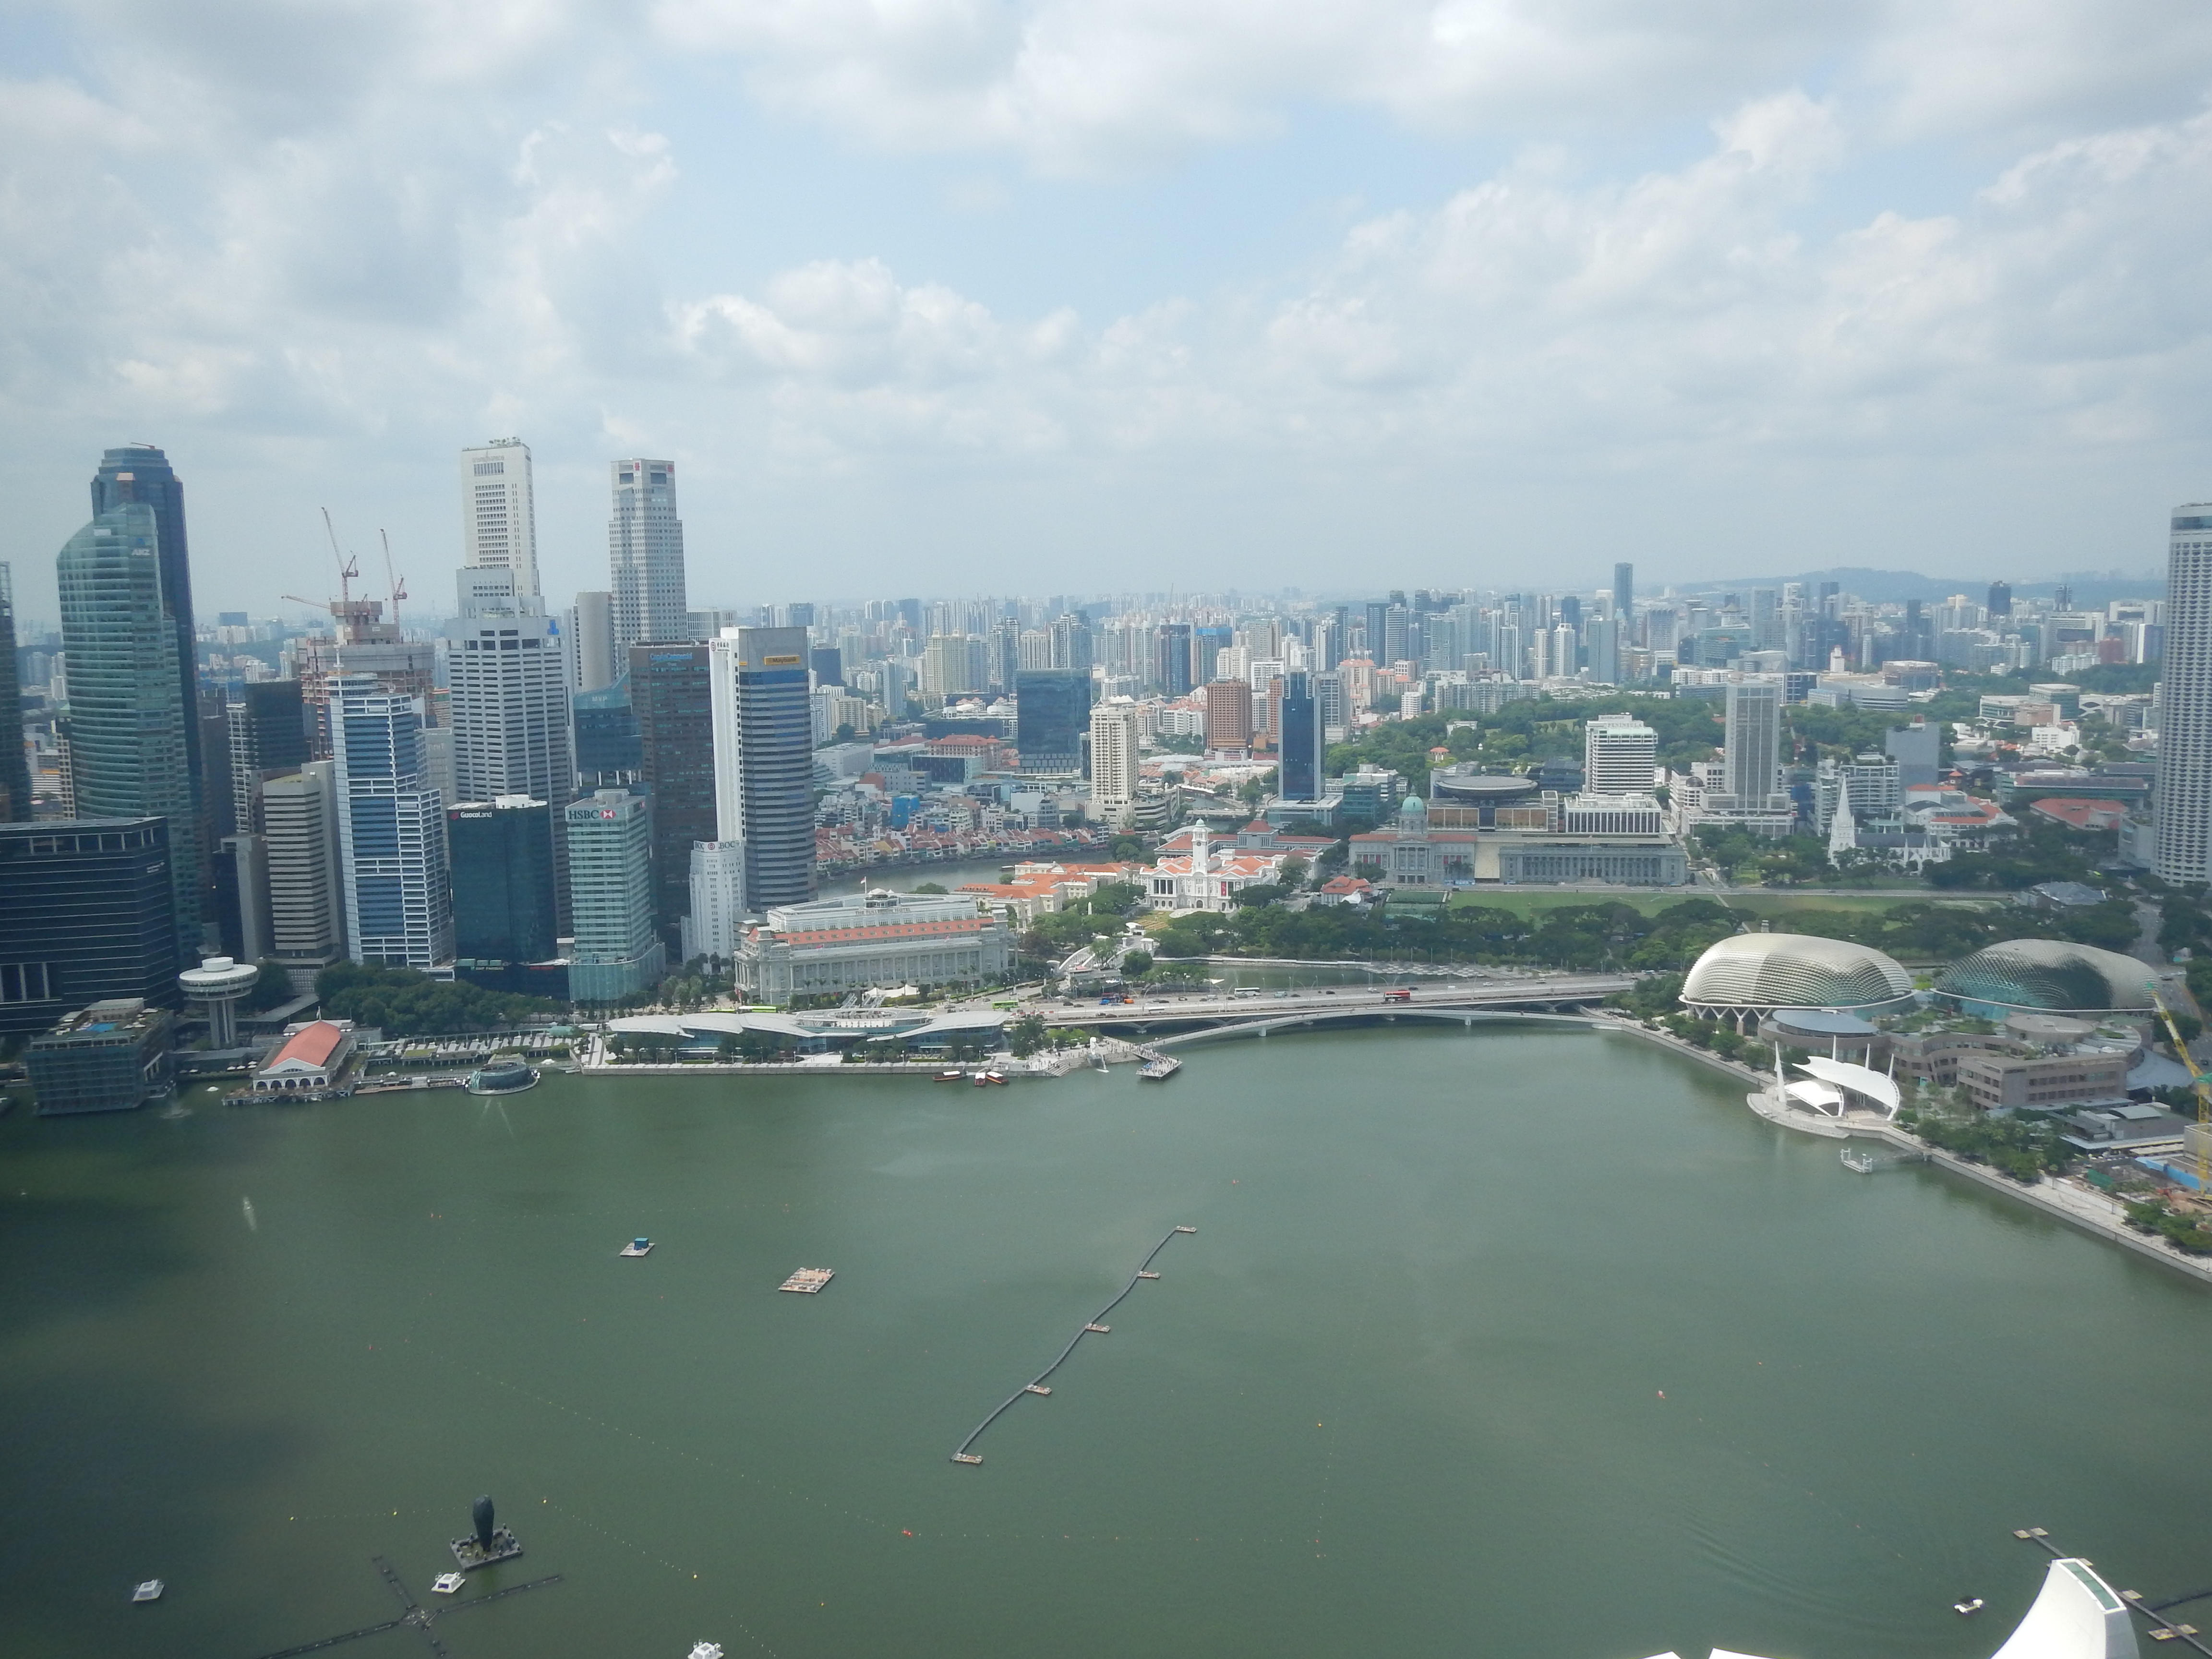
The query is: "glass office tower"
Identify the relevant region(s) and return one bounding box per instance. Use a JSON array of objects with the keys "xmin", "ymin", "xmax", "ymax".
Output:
[
  {"xmin": 709, "ymin": 627, "xmax": 816, "ymax": 911},
  {"xmin": 58, "ymin": 503, "xmax": 202, "ymax": 950},
  {"xmin": 1278, "ymin": 671, "xmax": 1322, "ymax": 802},
  {"xmin": 89, "ymin": 445, "xmax": 202, "ymax": 828},
  {"xmin": 1015, "ymin": 668, "xmax": 1091, "ymax": 773}
]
